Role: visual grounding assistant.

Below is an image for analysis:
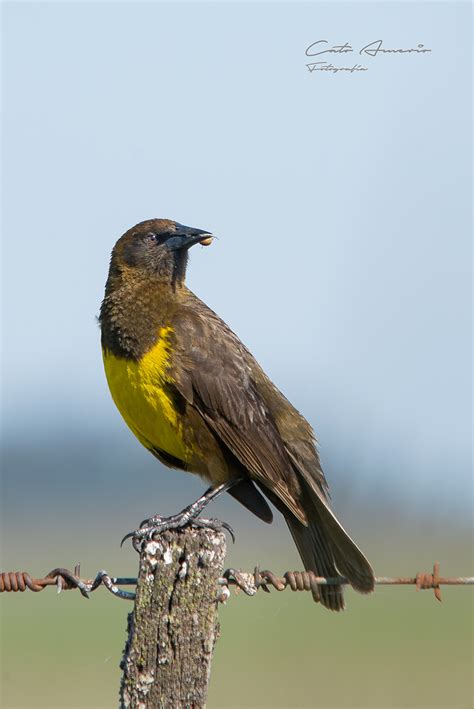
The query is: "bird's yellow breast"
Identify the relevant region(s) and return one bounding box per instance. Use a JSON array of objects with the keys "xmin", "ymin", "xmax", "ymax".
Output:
[{"xmin": 102, "ymin": 327, "xmax": 191, "ymax": 462}]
